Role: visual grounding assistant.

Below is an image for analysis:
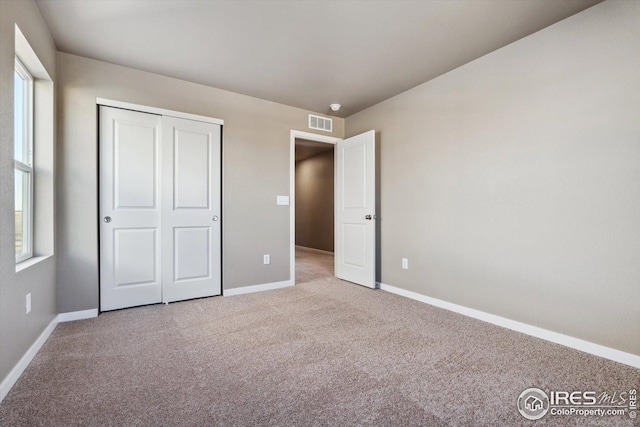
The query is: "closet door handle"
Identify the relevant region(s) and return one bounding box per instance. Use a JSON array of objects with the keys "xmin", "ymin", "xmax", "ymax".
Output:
[
  {"xmin": 103, "ymin": 216, "xmax": 112, "ymax": 223},
  {"xmin": 212, "ymin": 216, "xmax": 219, "ymax": 221}
]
